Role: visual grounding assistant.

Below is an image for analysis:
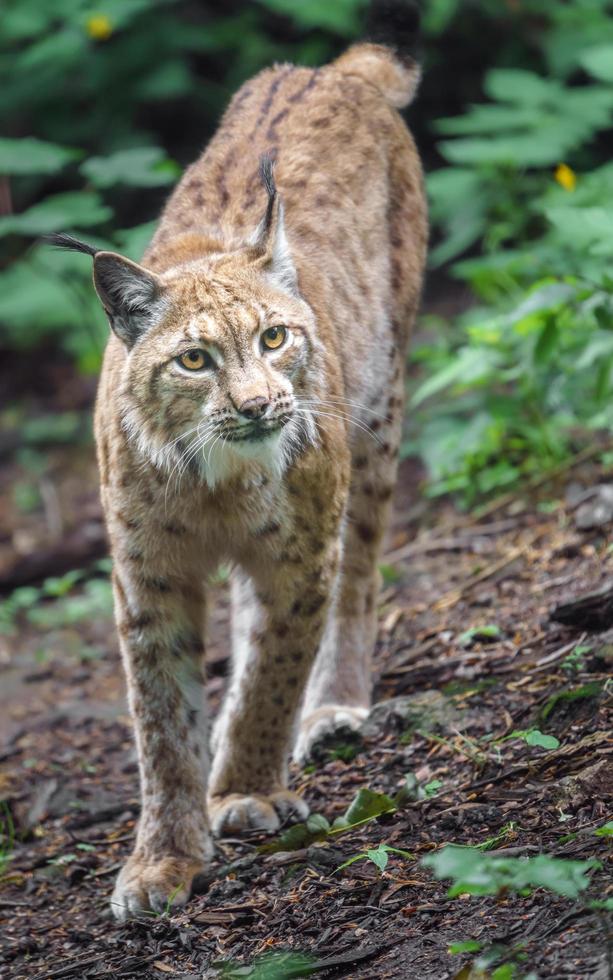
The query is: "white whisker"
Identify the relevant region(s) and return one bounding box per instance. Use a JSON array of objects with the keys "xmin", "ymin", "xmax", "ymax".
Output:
[{"xmin": 292, "ymin": 408, "xmax": 383, "ymax": 446}]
